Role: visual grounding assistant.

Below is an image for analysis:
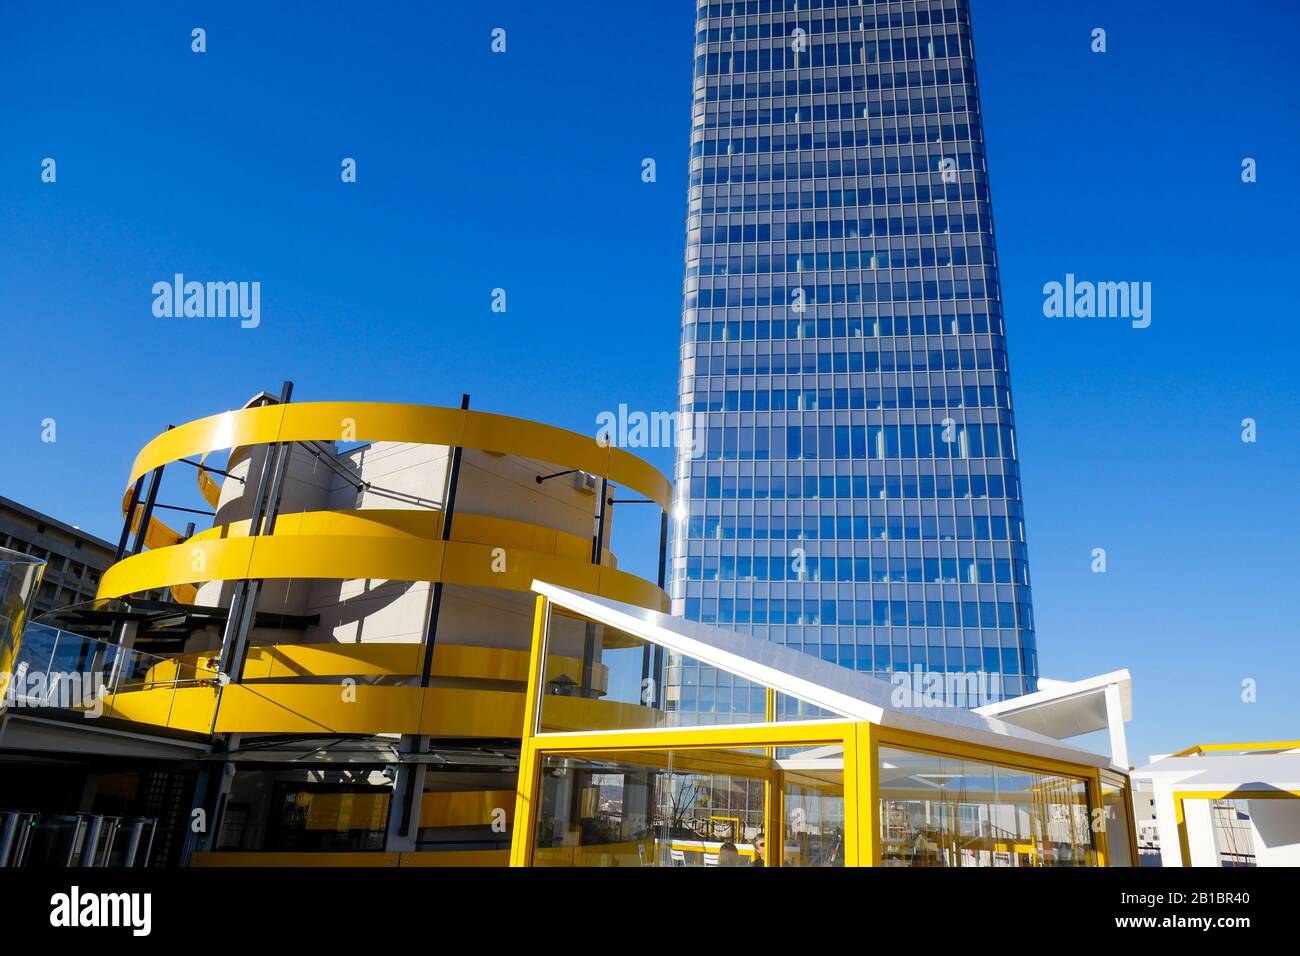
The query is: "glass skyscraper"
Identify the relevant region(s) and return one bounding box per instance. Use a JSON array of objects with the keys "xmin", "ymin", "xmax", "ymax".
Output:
[{"xmin": 671, "ymin": 0, "xmax": 1037, "ymax": 713}]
